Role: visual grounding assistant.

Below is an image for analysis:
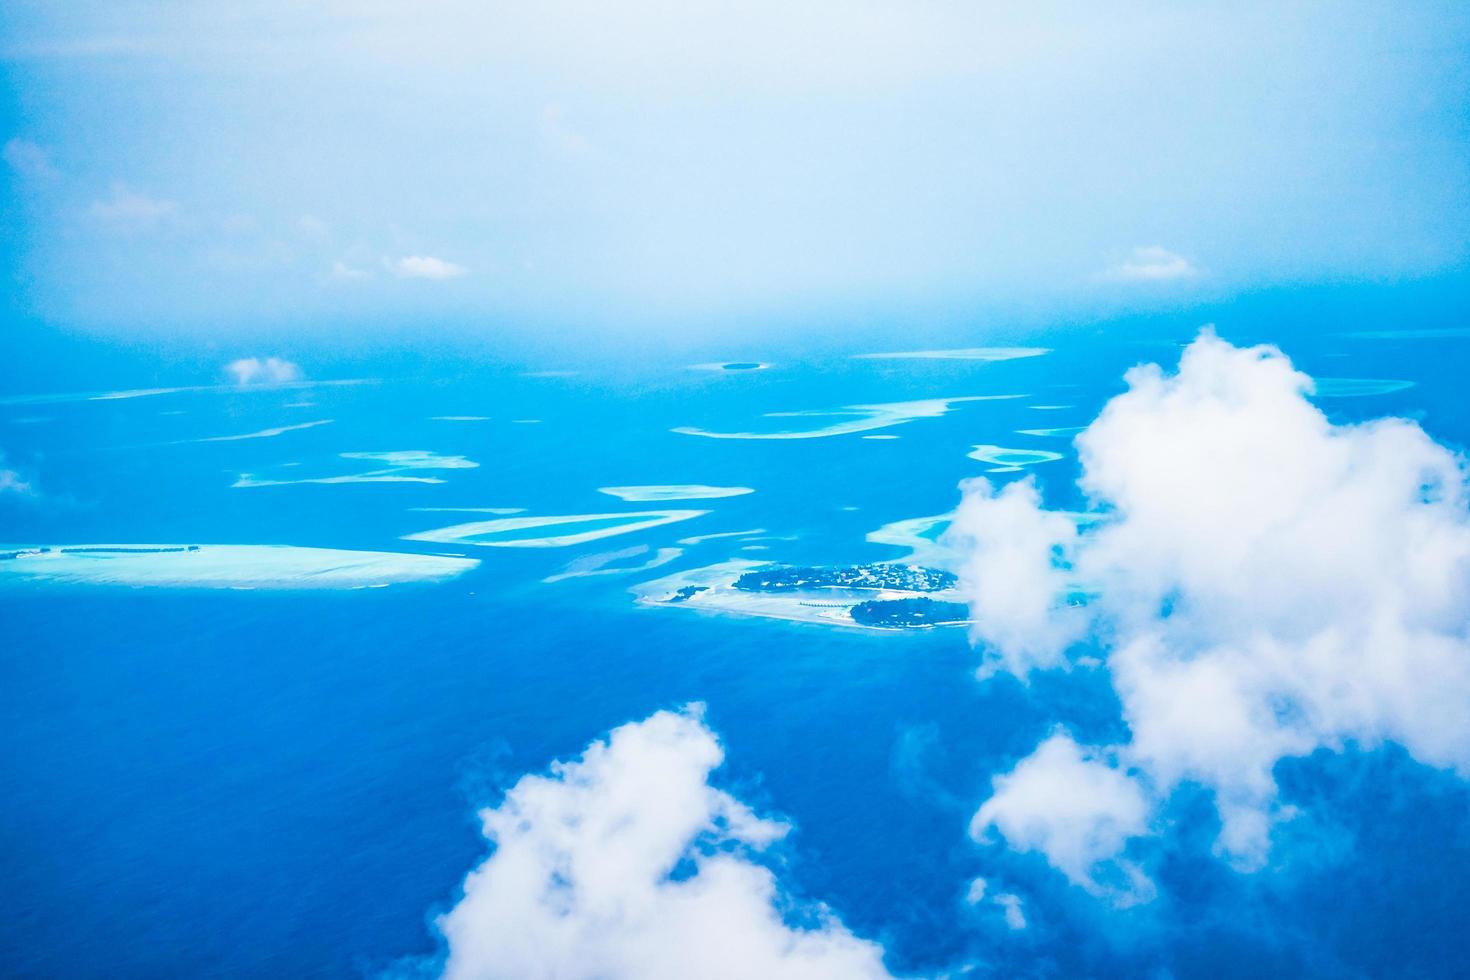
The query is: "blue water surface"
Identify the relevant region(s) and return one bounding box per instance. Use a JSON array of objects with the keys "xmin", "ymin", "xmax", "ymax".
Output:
[{"xmin": 3, "ymin": 281, "xmax": 1470, "ymax": 978}]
